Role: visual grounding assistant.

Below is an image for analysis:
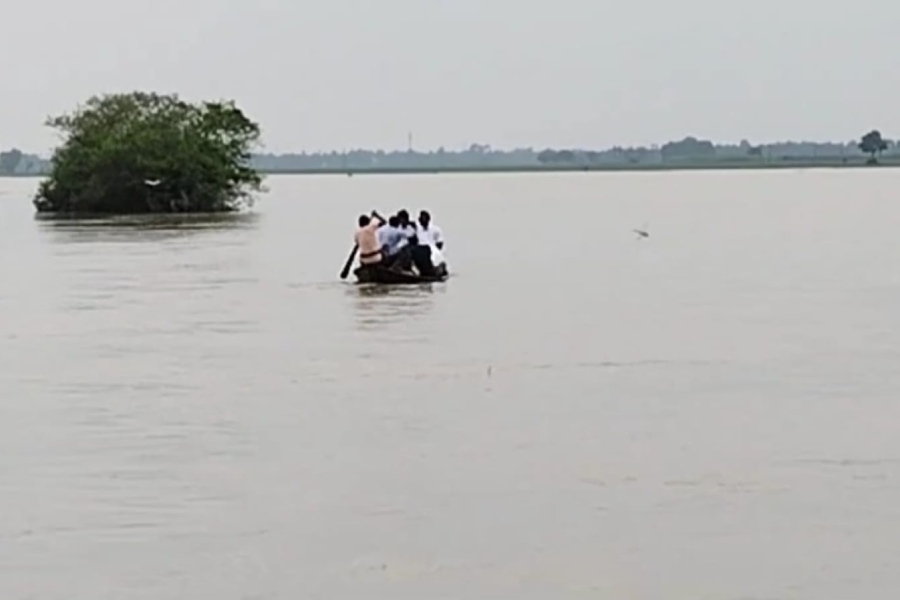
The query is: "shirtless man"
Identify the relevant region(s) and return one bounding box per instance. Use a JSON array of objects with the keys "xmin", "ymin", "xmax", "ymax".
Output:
[{"xmin": 354, "ymin": 211, "xmax": 386, "ymax": 266}]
